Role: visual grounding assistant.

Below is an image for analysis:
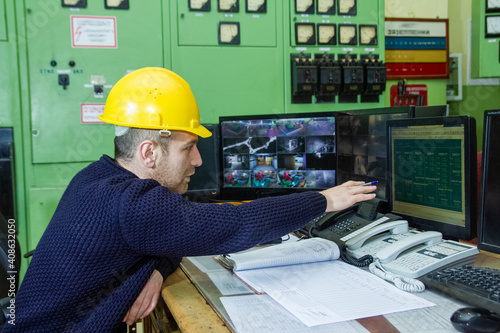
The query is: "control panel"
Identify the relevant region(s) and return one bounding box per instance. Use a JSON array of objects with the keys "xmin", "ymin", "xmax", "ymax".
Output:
[{"xmin": 287, "ymin": 0, "xmax": 386, "ymax": 108}]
